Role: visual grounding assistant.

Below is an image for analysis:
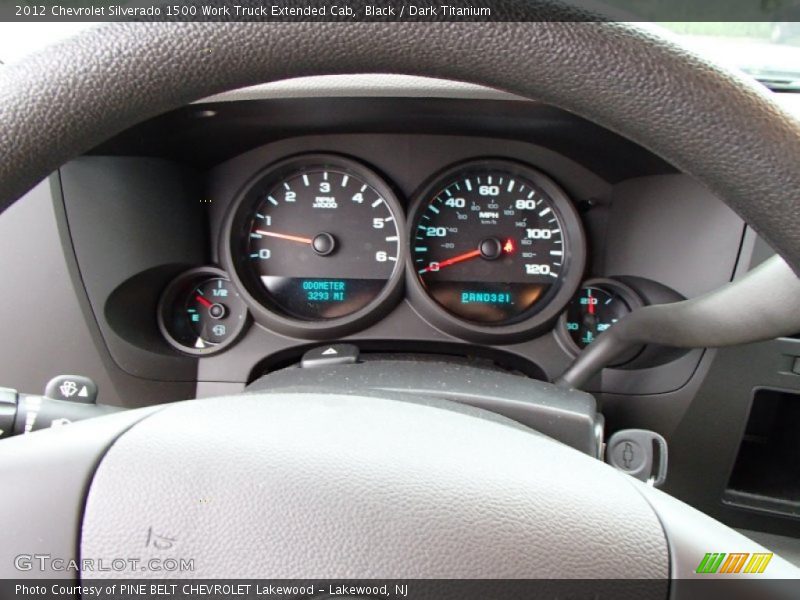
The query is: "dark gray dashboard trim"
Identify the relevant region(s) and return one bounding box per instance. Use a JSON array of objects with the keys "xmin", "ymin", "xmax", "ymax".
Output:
[
  {"xmin": 0, "ymin": 175, "xmax": 195, "ymax": 407},
  {"xmin": 90, "ymin": 97, "xmax": 675, "ymax": 184},
  {"xmin": 58, "ymin": 158, "xmax": 204, "ymax": 384}
]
